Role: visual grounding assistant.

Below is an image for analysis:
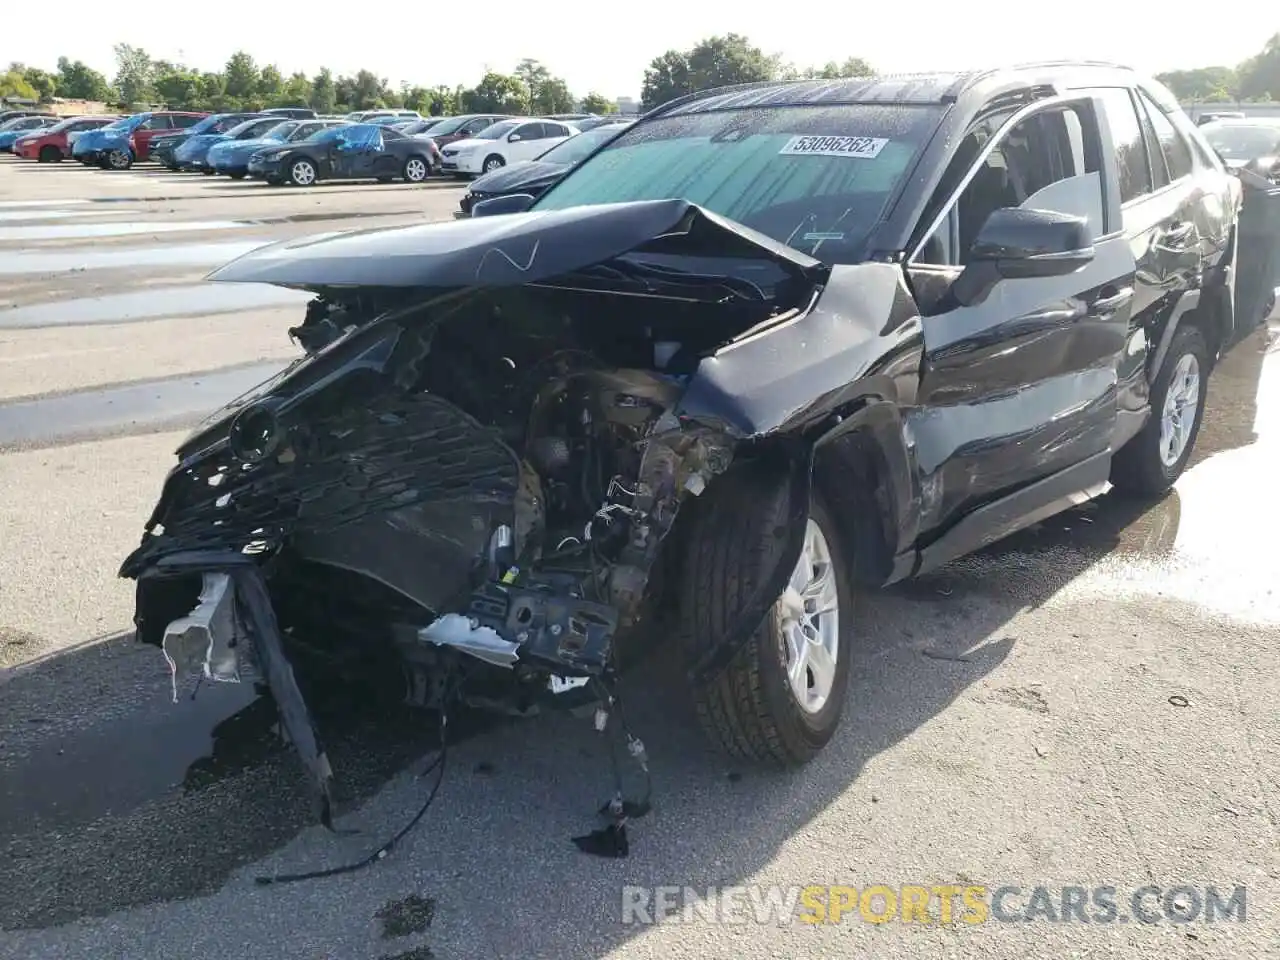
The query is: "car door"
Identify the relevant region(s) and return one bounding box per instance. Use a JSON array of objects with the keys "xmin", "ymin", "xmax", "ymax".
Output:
[
  {"xmin": 504, "ymin": 122, "xmax": 545, "ymax": 162},
  {"xmin": 330, "ymin": 125, "xmax": 383, "ymax": 179},
  {"xmin": 372, "ymin": 128, "xmax": 406, "ymax": 176},
  {"xmin": 905, "ymin": 95, "xmax": 1136, "ymax": 543}
]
